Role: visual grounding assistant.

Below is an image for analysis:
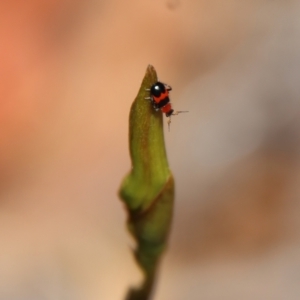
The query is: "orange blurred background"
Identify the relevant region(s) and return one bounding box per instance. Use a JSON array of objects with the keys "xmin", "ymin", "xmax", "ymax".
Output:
[{"xmin": 1, "ymin": 1, "xmax": 300, "ymax": 299}]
